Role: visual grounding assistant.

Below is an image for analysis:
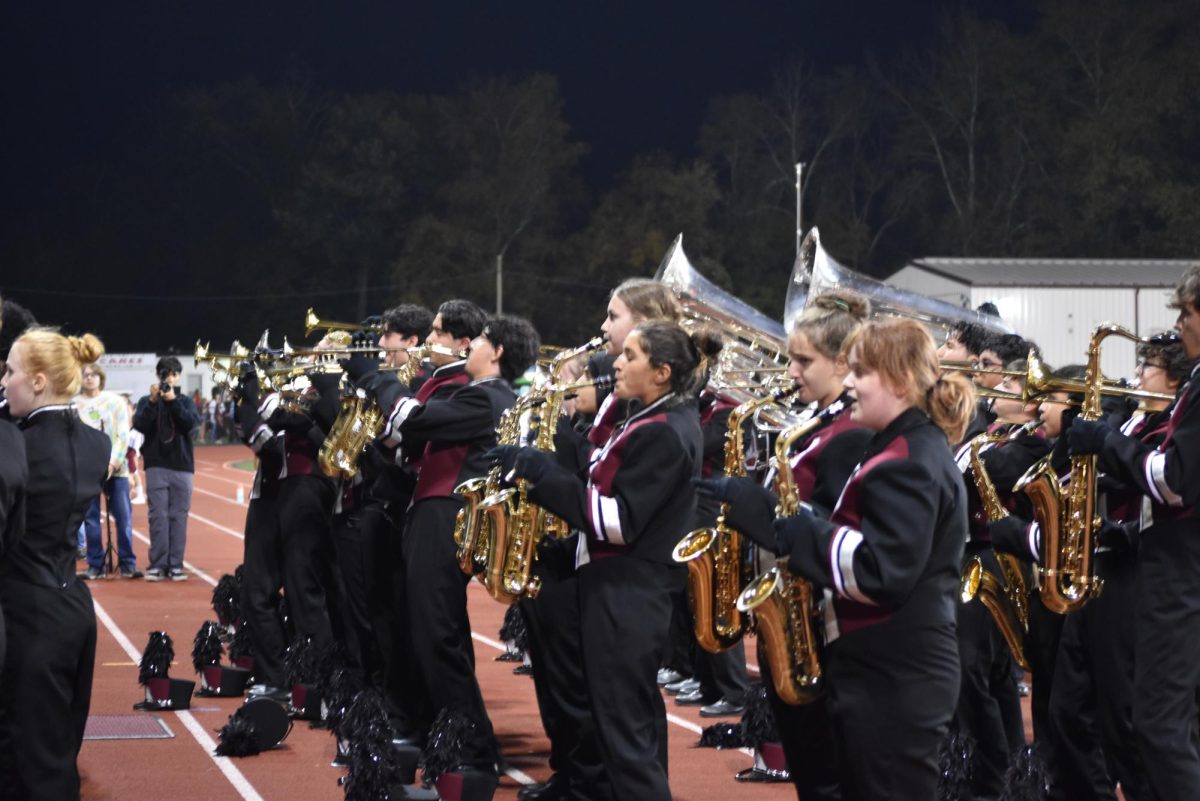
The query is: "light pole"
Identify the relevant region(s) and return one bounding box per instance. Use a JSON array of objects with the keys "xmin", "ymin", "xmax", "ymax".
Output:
[{"xmin": 795, "ymin": 161, "xmax": 806, "ymax": 256}]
